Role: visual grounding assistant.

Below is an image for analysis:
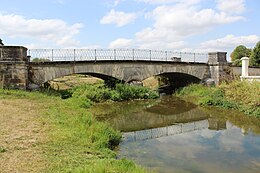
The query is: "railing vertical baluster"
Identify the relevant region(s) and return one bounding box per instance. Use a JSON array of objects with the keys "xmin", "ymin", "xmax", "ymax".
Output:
[
  {"xmin": 51, "ymin": 49, "xmax": 54, "ymax": 61},
  {"xmin": 149, "ymin": 50, "xmax": 152, "ymax": 61},
  {"xmin": 193, "ymin": 53, "xmax": 195, "ymax": 62},
  {"xmin": 94, "ymin": 49, "xmax": 97, "ymax": 61},
  {"xmin": 114, "ymin": 49, "xmax": 116, "ymax": 60},
  {"xmin": 73, "ymin": 49, "xmax": 76, "ymax": 61},
  {"xmin": 132, "ymin": 49, "xmax": 135, "ymax": 61},
  {"xmin": 165, "ymin": 51, "xmax": 168, "ymax": 61}
]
